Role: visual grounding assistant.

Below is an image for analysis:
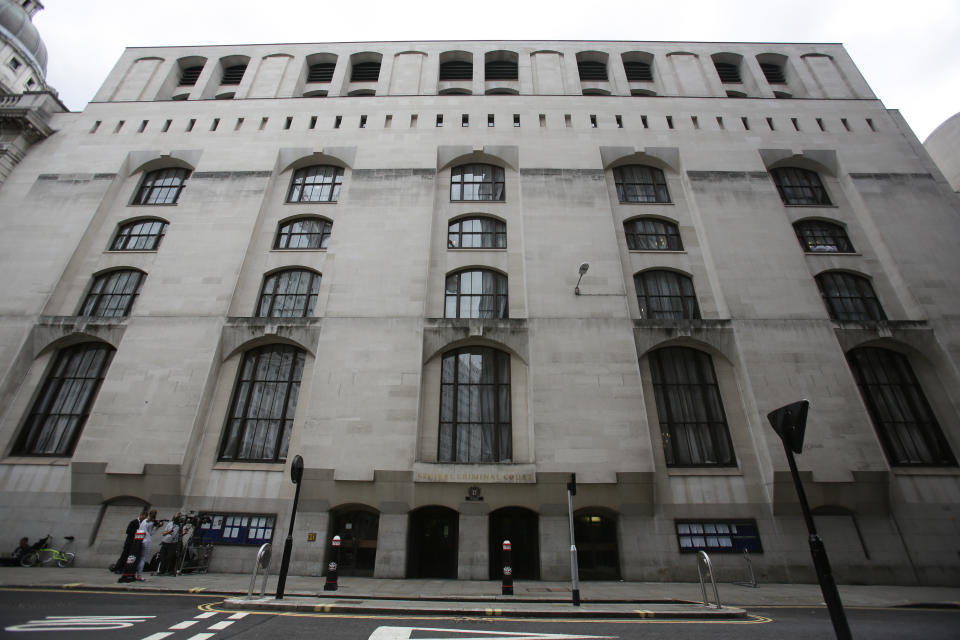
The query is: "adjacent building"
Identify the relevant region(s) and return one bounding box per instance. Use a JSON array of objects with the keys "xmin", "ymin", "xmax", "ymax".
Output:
[{"xmin": 1, "ymin": 24, "xmax": 958, "ymax": 585}]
